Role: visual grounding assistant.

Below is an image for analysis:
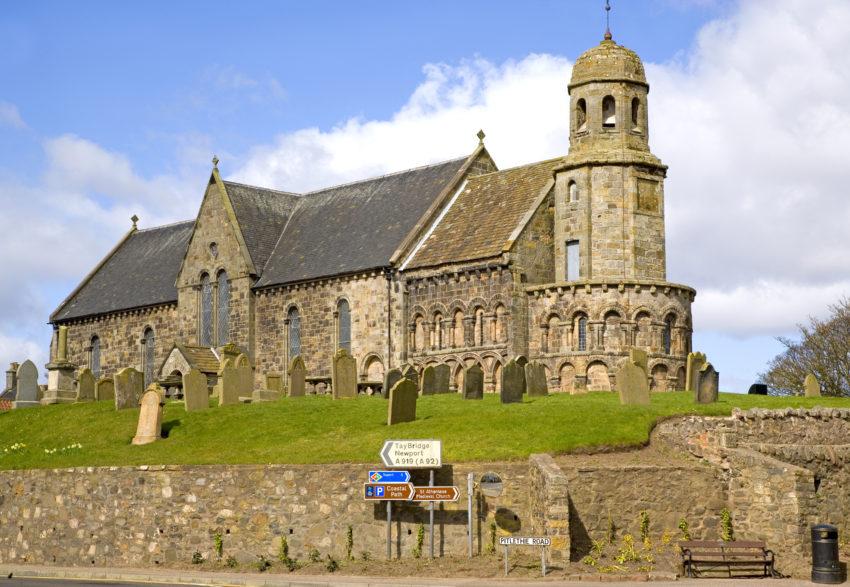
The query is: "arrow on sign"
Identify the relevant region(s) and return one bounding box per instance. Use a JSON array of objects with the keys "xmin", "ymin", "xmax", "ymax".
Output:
[{"xmin": 412, "ymin": 486, "xmax": 459, "ymax": 502}]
